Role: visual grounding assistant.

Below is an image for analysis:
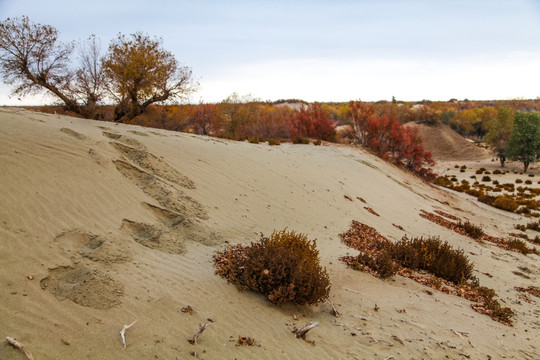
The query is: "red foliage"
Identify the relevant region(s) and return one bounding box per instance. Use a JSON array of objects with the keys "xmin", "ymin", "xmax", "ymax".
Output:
[
  {"xmin": 364, "ymin": 112, "xmax": 435, "ymax": 180},
  {"xmin": 191, "ymin": 103, "xmax": 224, "ymax": 136},
  {"xmin": 289, "ymin": 104, "xmax": 336, "ymax": 141}
]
